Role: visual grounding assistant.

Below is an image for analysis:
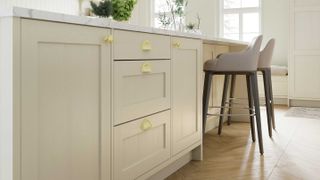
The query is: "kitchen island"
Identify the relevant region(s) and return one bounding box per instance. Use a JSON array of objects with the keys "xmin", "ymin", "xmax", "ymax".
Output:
[{"xmin": 0, "ymin": 7, "xmax": 246, "ymax": 180}]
